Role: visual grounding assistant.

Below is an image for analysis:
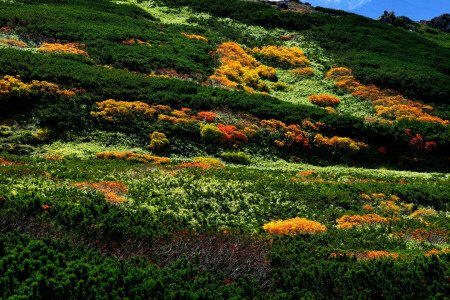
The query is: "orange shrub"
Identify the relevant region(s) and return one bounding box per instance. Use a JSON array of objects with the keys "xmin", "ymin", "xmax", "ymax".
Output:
[
  {"xmin": 0, "ymin": 27, "xmax": 13, "ymax": 32},
  {"xmin": 409, "ymin": 209, "xmax": 437, "ymax": 219},
  {"xmin": 73, "ymin": 181, "xmax": 128, "ymax": 203},
  {"xmin": 39, "ymin": 43, "xmax": 89, "ymax": 57},
  {"xmin": 255, "ymin": 65, "xmax": 277, "ymax": 80},
  {"xmin": 297, "ymin": 170, "xmax": 317, "ymax": 177},
  {"xmin": 289, "ymin": 67, "xmax": 314, "ymax": 76},
  {"xmin": 309, "ymin": 94, "xmax": 340, "ymax": 107},
  {"xmin": 325, "ymin": 67, "xmax": 353, "ymax": 80},
  {"xmin": 158, "ymin": 113, "xmax": 197, "ymax": 125},
  {"xmin": 0, "ymin": 157, "xmax": 17, "ymax": 165},
  {"xmin": 217, "ymin": 124, "xmax": 248, "ymax": 144},
  {"xmin": 0, "ymin": 39, "xmax": 27, "ymax": 48},
  {"xmin": 181, "ymin": 32, "xmax": 208, "ymax": 42},
  {"xmin": 424, "ymin": 249, "xmax": 450, "ymax": 256},
  {"xmin": 196, "ymin": 111, "xmax": 219, "ymax": 123},
  {"xmin": 336, "ymin": 214, "xmax": 397, "ymax": 229},
  {"xmin": 263, "ymin": 217, "xmax": 327, "ymax": 235},
  {"xmin": 349, "ymin": 251, "xmax": 399, "ymax": 260},
  {"xmin": 121, "ymin": 39, "xmax": 151, "ymax": 46}
]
